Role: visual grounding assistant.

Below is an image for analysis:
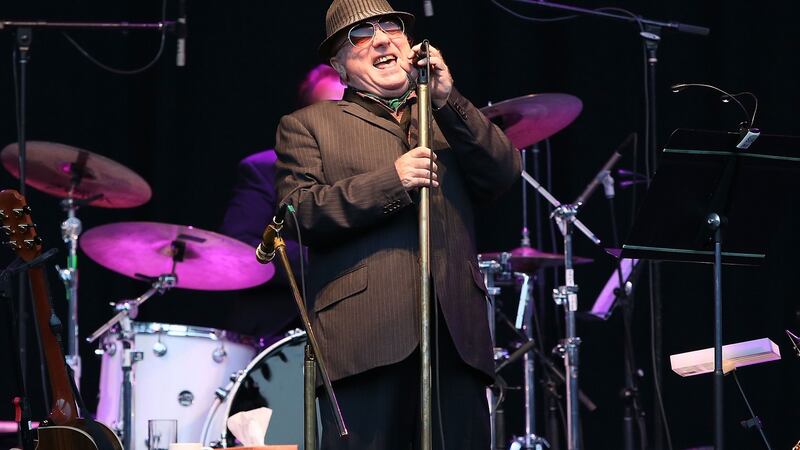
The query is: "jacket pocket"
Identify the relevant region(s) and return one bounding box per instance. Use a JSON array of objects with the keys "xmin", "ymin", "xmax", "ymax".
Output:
[
  {"xmin": 467, "ymin": 259, "xmax": 490, "ymax": 298},
  {"xmin": 314, "ymin": 264, "xmax": 368, "ymax": 312}
]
